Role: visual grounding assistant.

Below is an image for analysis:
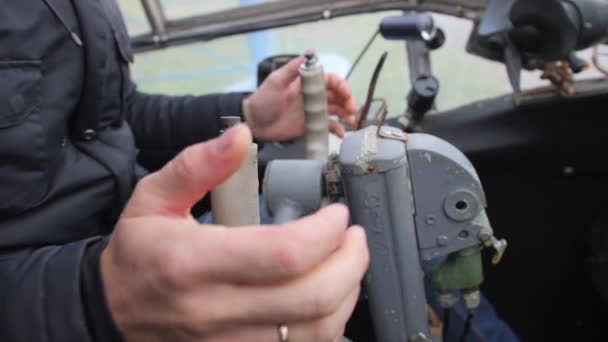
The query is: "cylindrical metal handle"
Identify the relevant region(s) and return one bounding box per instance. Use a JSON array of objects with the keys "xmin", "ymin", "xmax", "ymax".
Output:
[
  {"xmin": 299, "ymin": 50, "xmax": 329, "ymax": 161},
  {"xmin": 211, "ymin": 117, "xmax": 260, "ymax": 226},
  {"xmin": 380, "ymin": 14, "xmax": 436, "ymax": 41}
]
